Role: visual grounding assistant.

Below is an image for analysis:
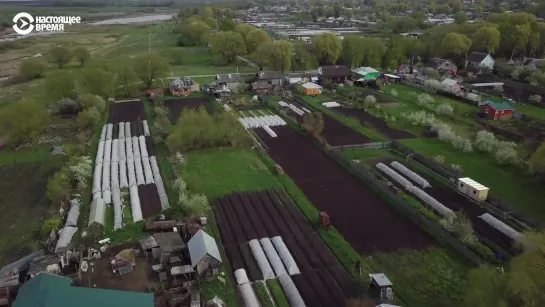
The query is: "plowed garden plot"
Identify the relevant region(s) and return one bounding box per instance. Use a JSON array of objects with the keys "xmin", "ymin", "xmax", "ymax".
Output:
[
  {"xmin": 370, "ymin": 157, "xmax": 517, "ymax": 254},
  {"xmin": 254, "ymin": 126, "xmax": 434, "ymax": 253},
  {"xmin": 214, "ymin": 189, "xmax": 360, "ymax": 307},
  {"xmin": 137, "ymin": 184, "xmax": 162, "ymax": 218},
  {"xmin": 130, "ymin": 121, "xmax": 145, "ymax": 137},
  {"xmin": 288, "ymin": 100, "xmax": 370, "ymax": 146},
  {"xmin": 108, "ymin": 100, "xmax": 147, "ymax": 124},
  {"xmin": 145, "ymin": 136, "xmax": 155, "ymax": 156},
  {"xmin": 336, "ymin": 107, "xmax": 415, "ymax": 140},
  {"xmin": 164, "ymin": 98, "xmax": 213, "ymax": 123}
]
